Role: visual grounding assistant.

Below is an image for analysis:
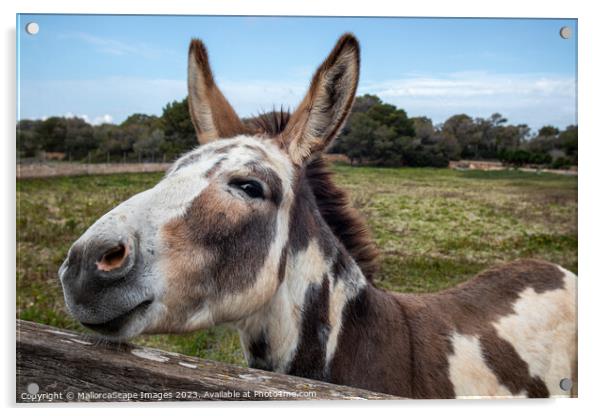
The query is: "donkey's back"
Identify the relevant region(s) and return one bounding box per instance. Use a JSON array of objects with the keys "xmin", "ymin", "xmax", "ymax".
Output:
[{"xmin": 396, "ymin": 259, "xmax": 577, "ymax": 398}]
